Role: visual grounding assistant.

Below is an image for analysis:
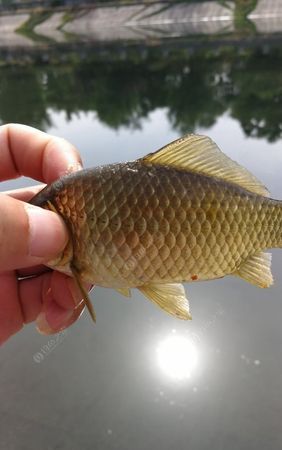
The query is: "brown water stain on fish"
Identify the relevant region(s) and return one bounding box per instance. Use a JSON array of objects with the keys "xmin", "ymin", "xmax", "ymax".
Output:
[{"xmin": 30, "ymin": 134, "xmax": 282, "ymax": 323}]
